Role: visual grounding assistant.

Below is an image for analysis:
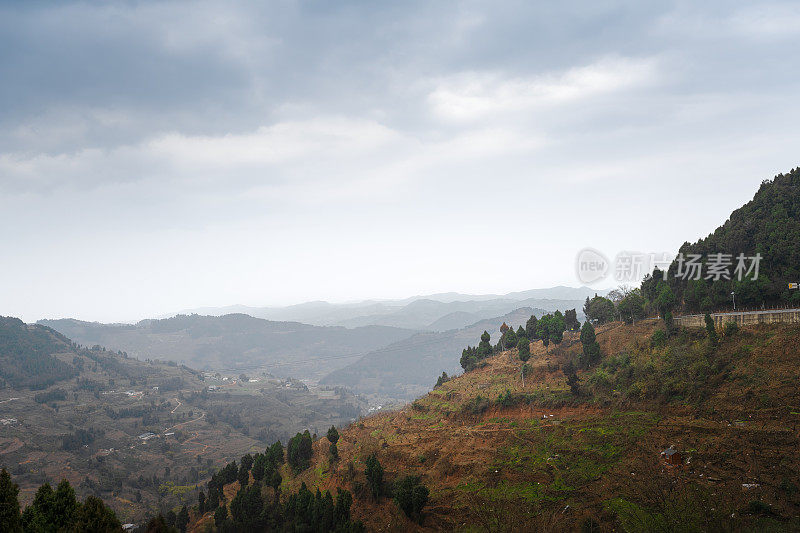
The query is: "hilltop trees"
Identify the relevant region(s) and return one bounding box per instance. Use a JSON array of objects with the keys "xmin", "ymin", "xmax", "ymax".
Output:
[
  {"xmin": 617, "ymin": 290, "xmax": 646, "ymax": 324},
  {"xmin": 646, "ymin": 168, "xmax": 800, "ymax": 310},
  {"xmin": 0, "ymin": 475, "xmax": 121, "ymax": 533},
  {"xmin": 461, "ymin": 331, "xmax": 493, "ymax": 371},
  {"xmin": 584, "ymin": 296, "xmax": 616, "ymax": 324},
  {"xmin": 564, "ymin": 309, "xmax": 581, "ymax": 332},
  {"xmin": 201, "ymin": 439, "xmax": 366, "ymax": 531},
  {"xmin": 535, "ymin": 313, "xmax": 566, "ymax": 351},
  {"xmin": 500, "ymin": 327, "xmax": 517, "ymax": 352}
]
